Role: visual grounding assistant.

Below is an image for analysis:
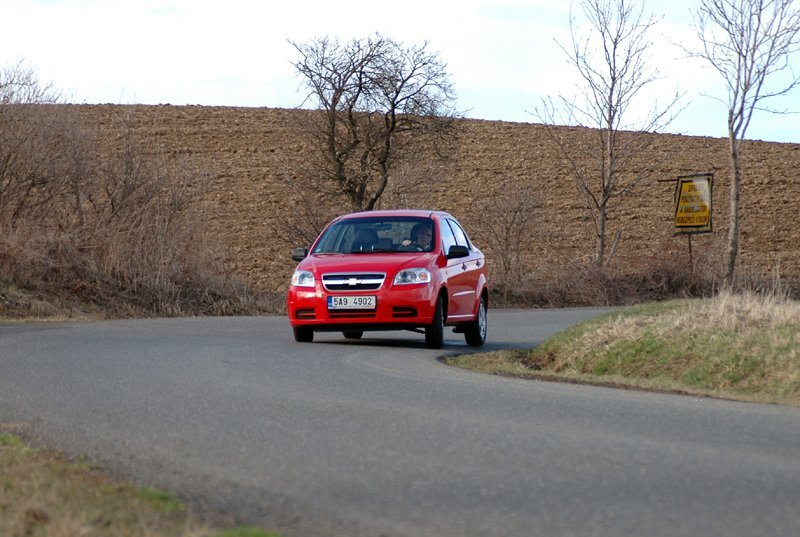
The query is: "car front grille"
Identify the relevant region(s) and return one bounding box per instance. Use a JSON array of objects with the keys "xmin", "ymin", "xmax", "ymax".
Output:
[{"xmin": 322, "ymin": 273, "xmax": 386, "ymax": 292}]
